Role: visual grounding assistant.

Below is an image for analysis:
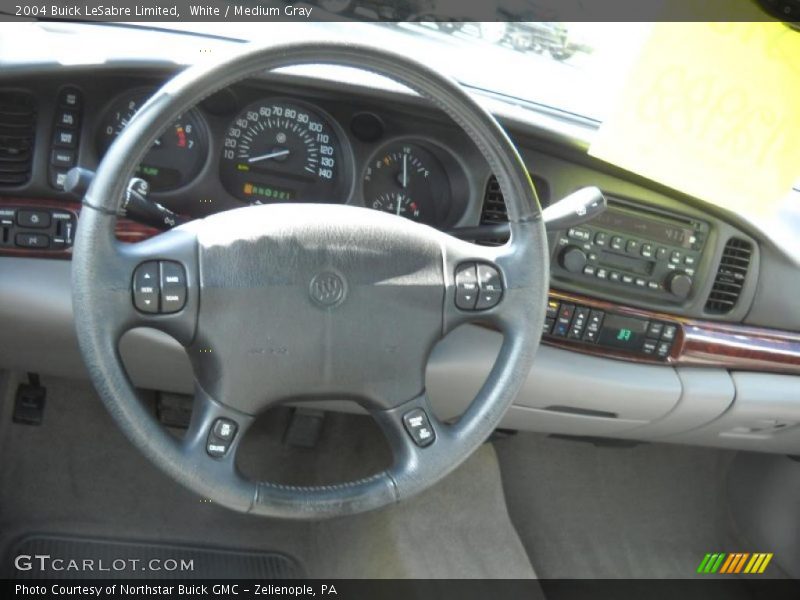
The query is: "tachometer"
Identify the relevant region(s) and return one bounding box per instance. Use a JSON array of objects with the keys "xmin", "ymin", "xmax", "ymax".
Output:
[
  {"xmin": 97, "ymin": 91, "xmax": 207, "ymax": 191},
  {"xmin": 220, "ymin": 100, "xmax": 346, "ymax": 204}
]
